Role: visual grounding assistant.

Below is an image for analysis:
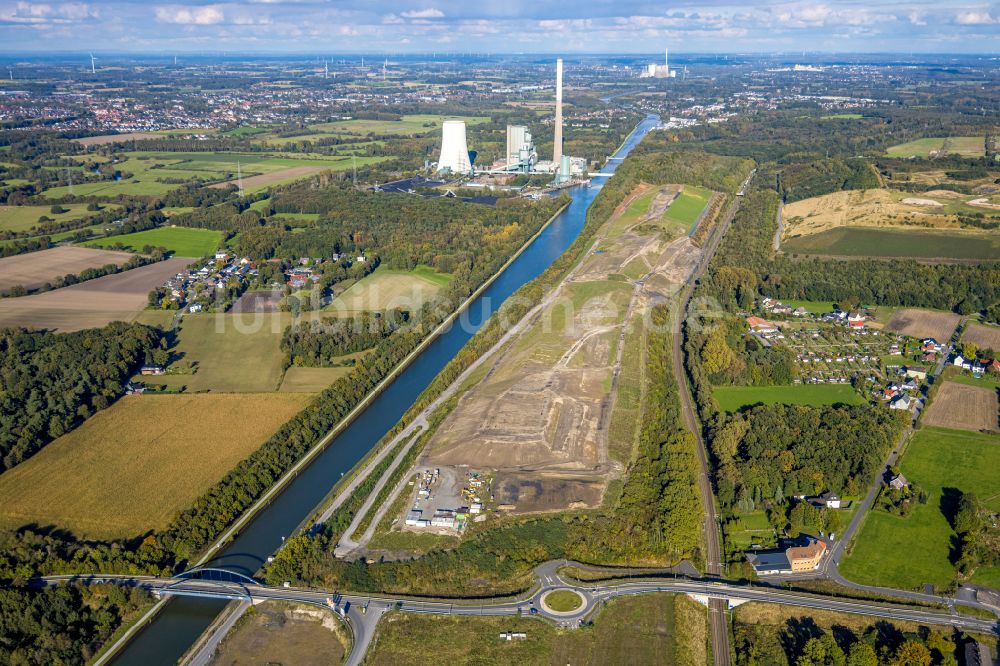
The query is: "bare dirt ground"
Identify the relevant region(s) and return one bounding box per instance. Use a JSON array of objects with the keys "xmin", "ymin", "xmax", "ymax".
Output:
[
  {"xmin": 209, "ymin": 602, "xmax": 348, "ymax": 666},
  {"xmin": 963, "ymin": 323, "xmax": 1000, "ymax": 353},
  {"xmin": 782, "ymin": 189, "xmax": 964, "ymax": 237},
  {"xmin": 886, "ymin": 308, "xmax": 961, "ymax": 342},
  {"xmin": 923, "ymin": 382, "xmax": 998, "ymax": 433},
  {"xmin": 208, "ymin": 166, "xmax": 326, "ymax": 189},
  {"xmin": 0, "ymin": 246, "xmax": 135, "ymax": 293},
  {"xmin": 231, "ymin": 290, "xmax": 282, "ymax": 313},
  {"xmin": 416, "ymin": 184, "xmax": 705, "ymax": 516},
  {"xmin": 0, "ymin": 256, "xmax": 190, "ymax": 331}
]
